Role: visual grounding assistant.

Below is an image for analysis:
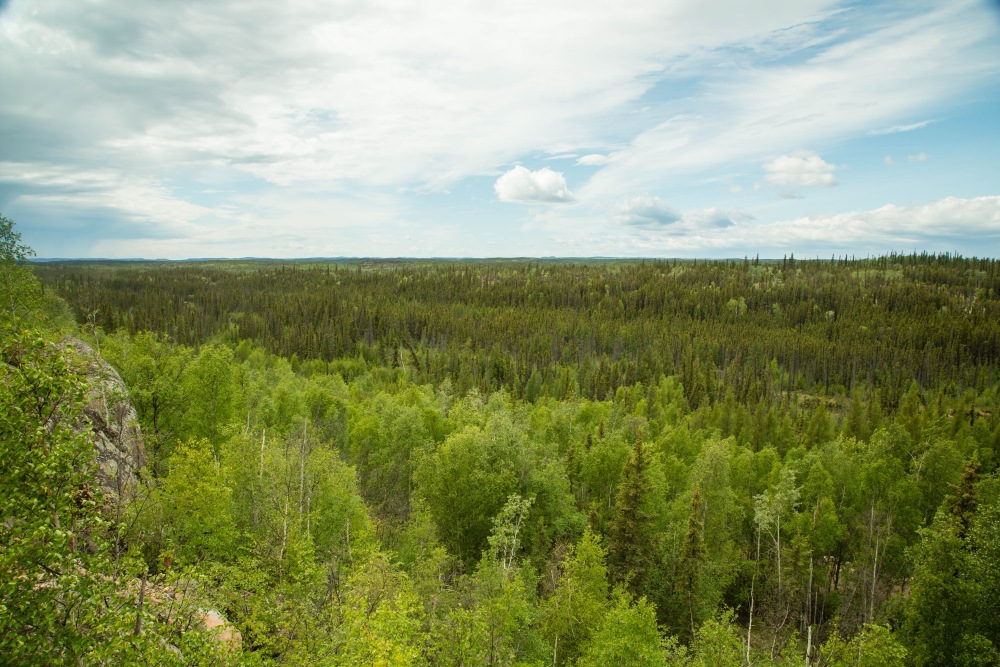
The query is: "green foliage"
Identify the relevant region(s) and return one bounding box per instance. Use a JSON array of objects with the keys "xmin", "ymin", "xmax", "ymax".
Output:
[
  {"xmin": 686, "ymin": 610, "xmax": 744, "ymax": 667},
  {"xmin": 0, "ymin": 329, "xmax": 228, "ymax": 664},
  {"xmin": 821, "ymin": 624, "xmax": 907, "ymax": 667},
  {"xmin": 333, "ymin": 554, "xmax": 424, "ymax": 666},
  {"xmin": 608, "ymin": 434, "xmax": 656, "ymax": 594},
  {"xmin": 469, "ymin": 558, "xmax": 540, "ymax": 667},
  {"xmin": 152, "ymin": 438, "xmax": 238, "ymax": 565},
  {"xmin": 577, "ymin": 589, "xmax": 666, "ymax": 667},
  {"xmin": 39, "ymin": 254, "xmax": 1000, "ymax": 408},
  {"xmin": 903, "ymin": 474, "xmax": 1000, "ymax": 667},
  {"xmin": 677, "ymin": 488, "xmax": 707, "ymax": 639},
  {"xmin": 541, "ymin": 528, "xmax": 609, "ymax": 665},
  {"xmin": 0, "ymin": 214, "xmax": 40, "ymax": 319},
  {"xmin": 415, "ymin": 419, "xmax": 522, "ymax": 565},
  {"xmin": 0, "ymin": 328, "xmax": 97, "ymax": 659},
  {"xmin": 15, "ymin": 252, "xmax": 1000, "ymax": 663}
]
